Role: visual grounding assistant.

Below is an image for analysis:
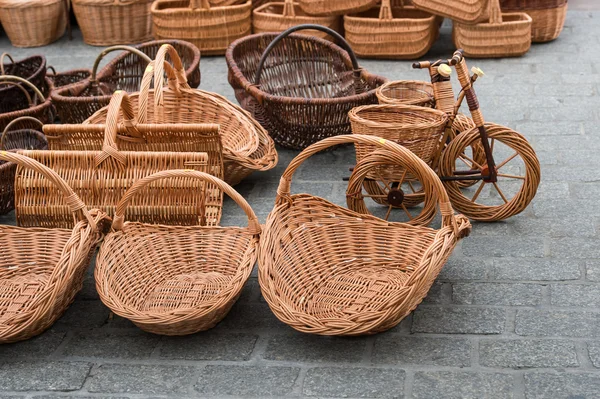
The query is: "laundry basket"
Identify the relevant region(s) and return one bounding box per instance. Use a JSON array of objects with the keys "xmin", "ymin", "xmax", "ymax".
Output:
[
  {"xmin": 376, "ymin": 80, "xmax": 435, "ymax": 107},
  {"xmin": 0, "ymin": 76, "xmax": 55, "ymax": 132},
  {"xmin": 95, "ymin": 169, "xmax": 261, "ymax": 335},
  {"xmin": 0, "ymin": 0, "xmax": 68, "ymax": 47},
  {"xmin": 0, "ymin": 152, "xmax": 110, "ymax": 343},
  {"xmin": 500, "ymin": 0, "xmax": 567, "ymax": 42},
  {"xmin": 1, "ymin": 53, "xmax": 47, "ymax": 113}
]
